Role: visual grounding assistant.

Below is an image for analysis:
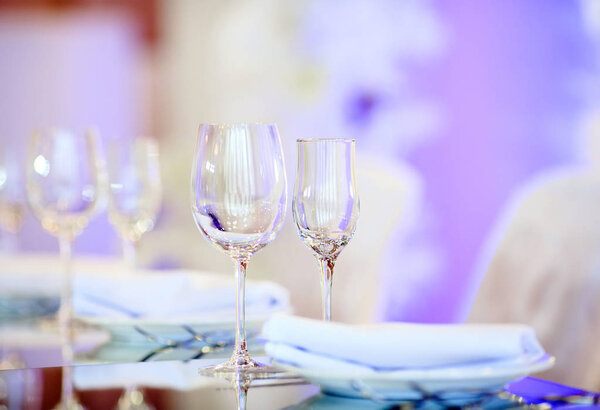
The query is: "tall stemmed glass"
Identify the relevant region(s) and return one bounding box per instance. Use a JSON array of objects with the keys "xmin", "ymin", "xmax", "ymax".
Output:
[
  {"xmin": 293, "ymin": 139, "xmax": 359, "ymax": 321},
  {"xmin": 191, "ymin": 123, "xmax": 287, "ymax": 374},
  {"xmin": 107, "ymin": 137, "xmax": 161, "ymax": 268},
  {"xmin": 26, "ymin": 128, "xmax": 104, "ymax": 409},
  {"xmin": 107, "ymin": 137, "xmax": 160, "ymax": 410}
]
